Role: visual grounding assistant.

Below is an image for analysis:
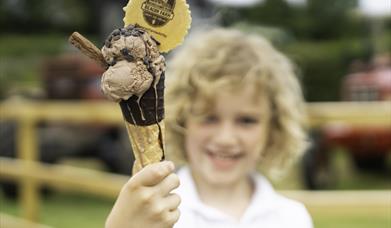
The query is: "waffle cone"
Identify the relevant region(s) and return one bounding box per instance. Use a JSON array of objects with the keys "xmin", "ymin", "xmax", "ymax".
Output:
[{"xmin": 124, "ymin": 121, "xmax": 165, "ymax": 174}]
